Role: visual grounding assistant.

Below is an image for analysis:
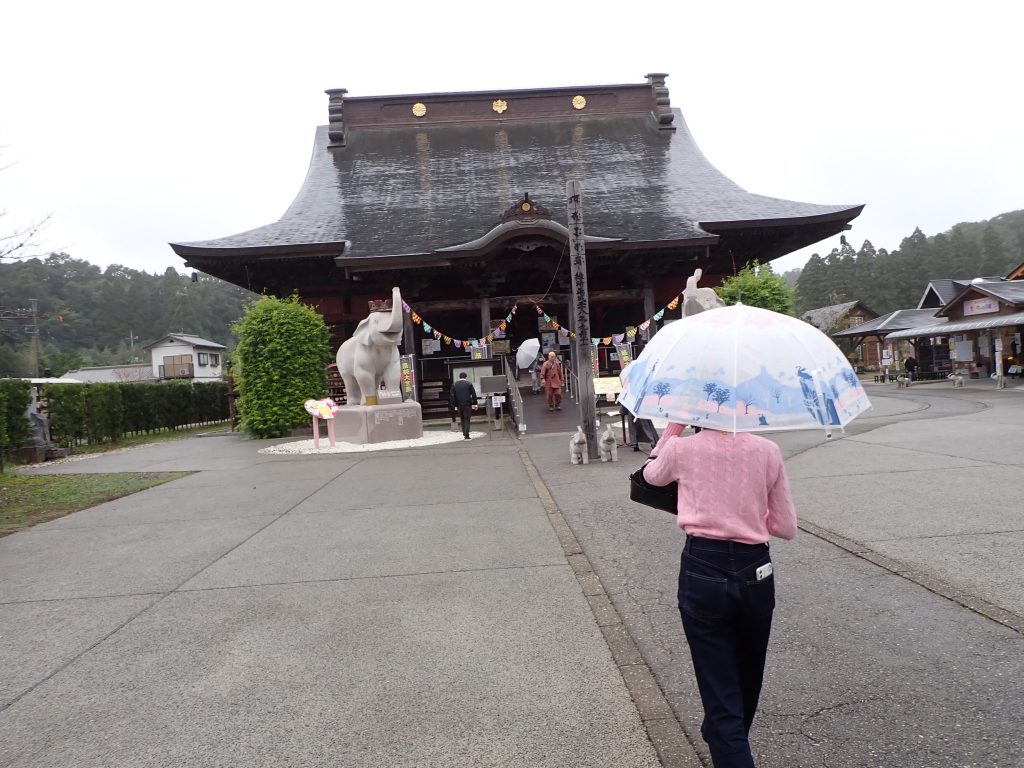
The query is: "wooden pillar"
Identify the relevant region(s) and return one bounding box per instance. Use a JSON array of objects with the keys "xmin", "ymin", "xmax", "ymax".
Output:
[
  {"xmin": 567, "ymin": 180, "xmax": 598, "ymax": 460},
  {"xmin": 642, "ymin": 288, "xmax": 656, "ymax": 341},
  {"xmin": 480, "ymin": 297, "xmax": 491, "ymax": 339}
]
